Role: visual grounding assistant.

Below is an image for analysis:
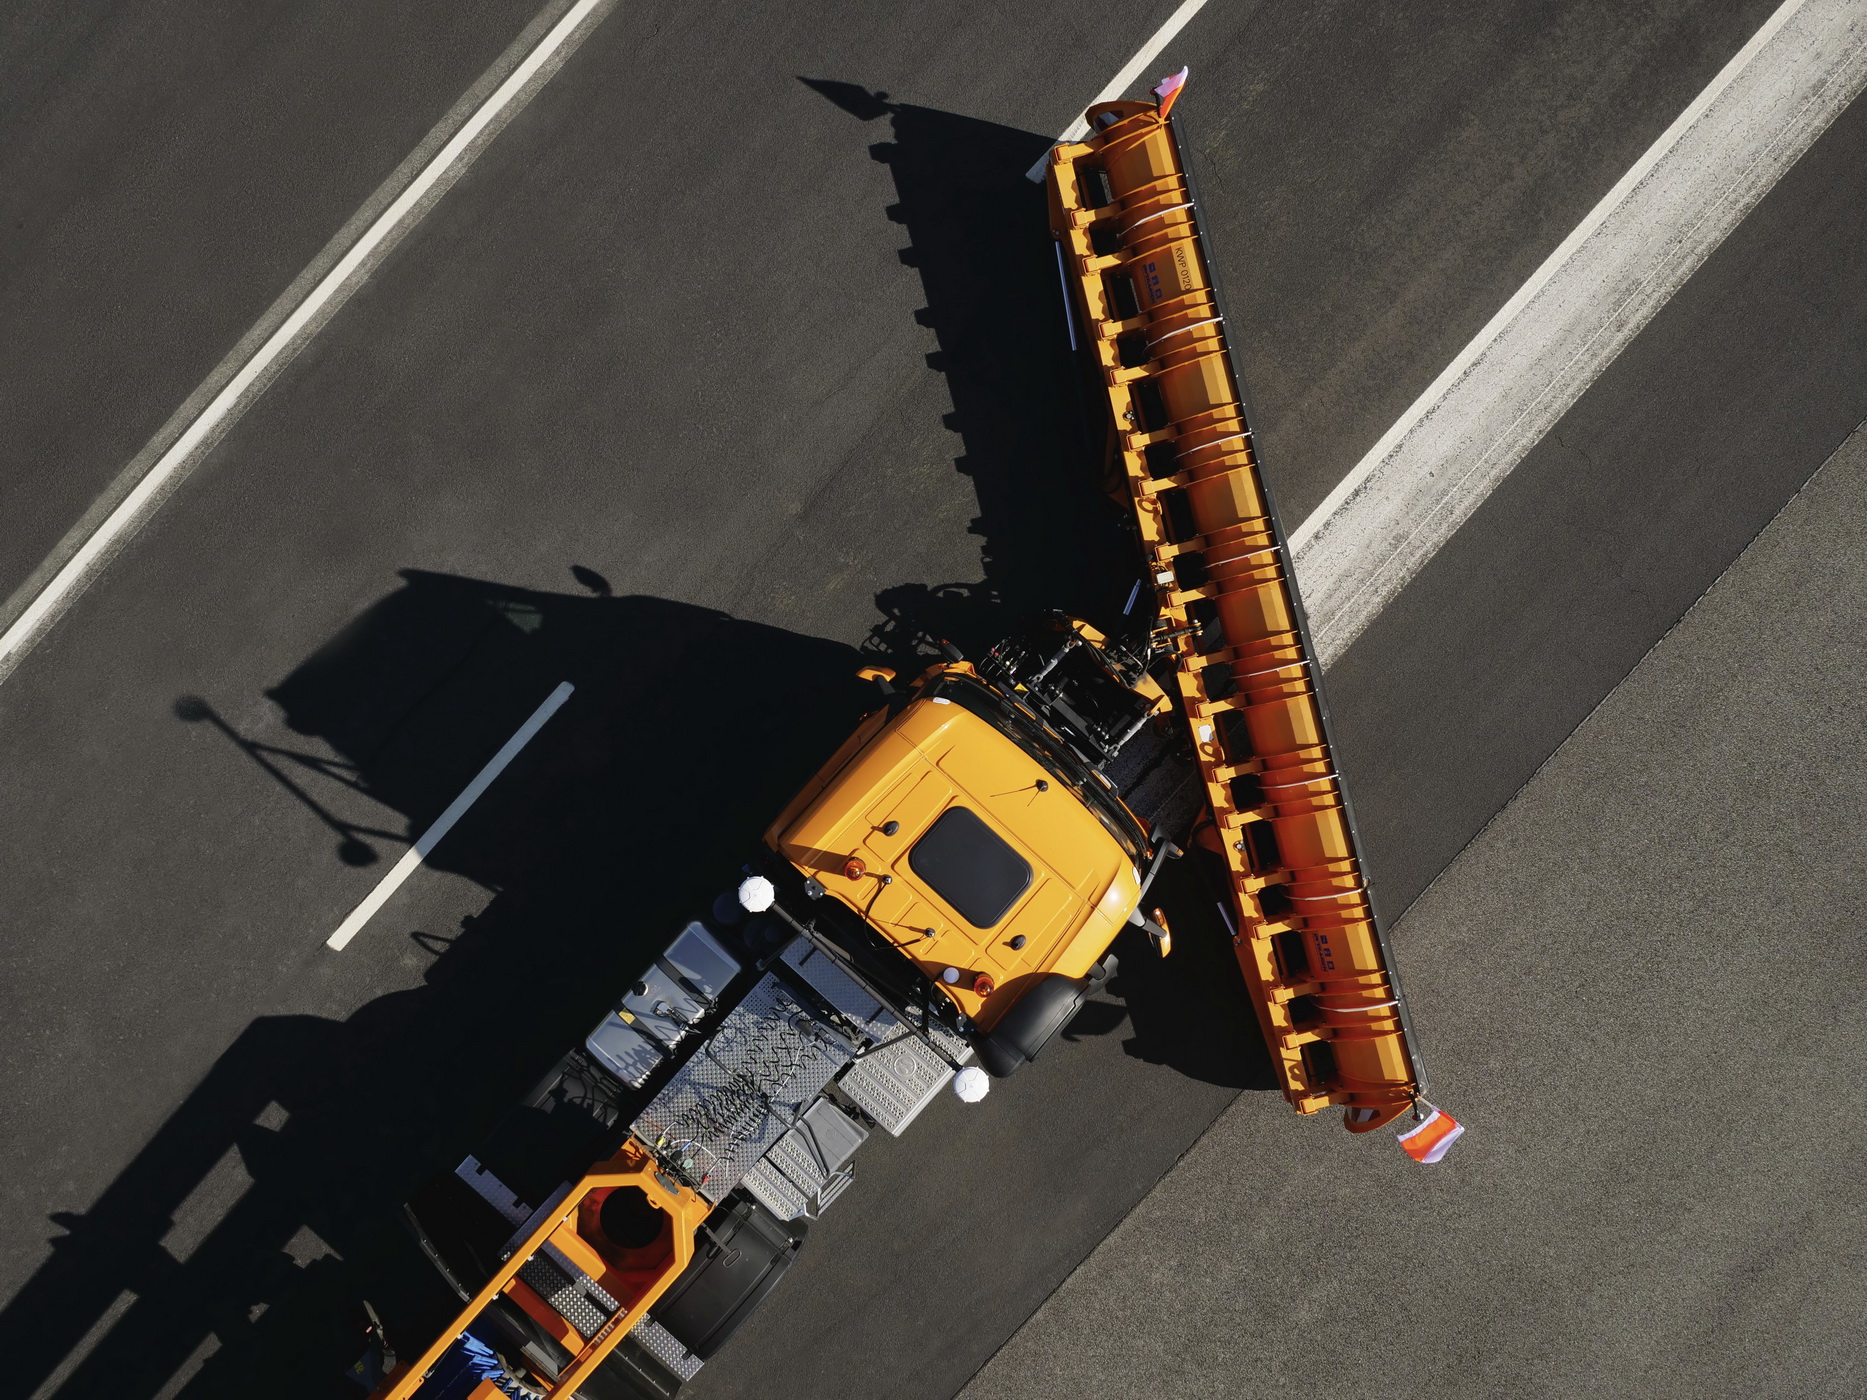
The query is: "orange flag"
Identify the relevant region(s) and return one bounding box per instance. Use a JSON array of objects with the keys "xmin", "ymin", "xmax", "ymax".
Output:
[
  {"xmin": 1153, "ymin": 66, "xmax": 1189, "ymax": 118},
  {"xmin": 1397, "ymin": 1106, "xmax": 1463, "ymax": 1163}
]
